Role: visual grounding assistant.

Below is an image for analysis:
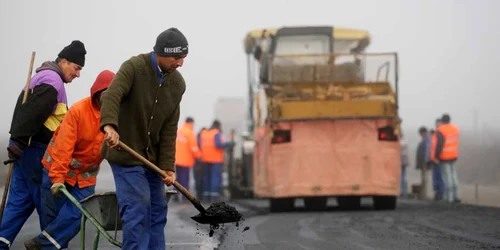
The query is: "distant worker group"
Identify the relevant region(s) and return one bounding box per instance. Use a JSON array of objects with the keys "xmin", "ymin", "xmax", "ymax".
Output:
[
  {"xmin": 174, "ymin": 117, "xmax": 235, "ymax": 202},
  {"xmin": 401, "ymin": 113, "xmax": 461, "ymax": 204}
]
